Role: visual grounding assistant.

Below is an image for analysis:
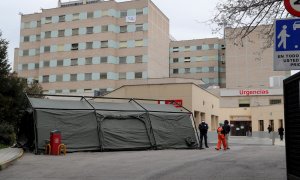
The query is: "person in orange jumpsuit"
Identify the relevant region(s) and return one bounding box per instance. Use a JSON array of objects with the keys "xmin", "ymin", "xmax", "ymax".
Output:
[{"xmin": 215, "ymin": 123, "xmax": 227, "ymax": 150}]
